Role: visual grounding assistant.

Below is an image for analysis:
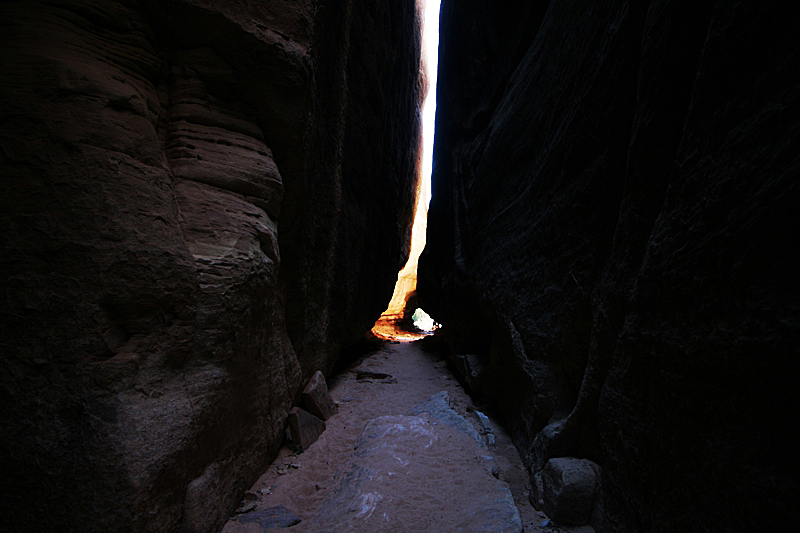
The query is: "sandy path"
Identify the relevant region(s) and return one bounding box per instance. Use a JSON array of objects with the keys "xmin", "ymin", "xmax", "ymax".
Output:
[{"xmin": 222, "ymin": 340, "xmax": 566, "ymax": 532}]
